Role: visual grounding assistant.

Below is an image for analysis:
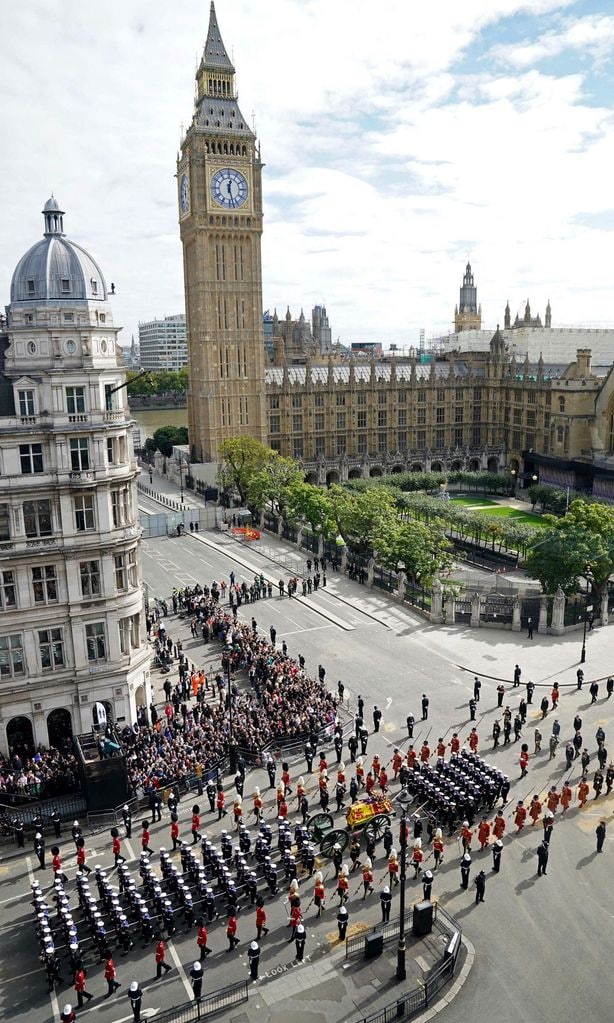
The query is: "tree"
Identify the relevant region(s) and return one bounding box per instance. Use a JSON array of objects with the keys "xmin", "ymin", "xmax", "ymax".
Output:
[
  {"xmin": 371, "ymin": 515, "xmax": 452, "ymax": 583},
  {"xmin": 328, "ymin": 485, "xmax": 397, "ymax": 554},
  {"xmin": 247, "ymin": 455, "xmax": 304, "ymax": 516},
  {"xmin": 525, "ymin": 500, "xmax": 614, "ymax": 597},
  {"xmin": 217, "ymin": 437, "xmax": 274, "ymax": 505},
  {"xmin": 284, "ymin": 480, "xmax": 337, "ymax": 538},
  {"xmin": 150, "ymin": 426, "xmax": 189, "ymax": 457}
]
